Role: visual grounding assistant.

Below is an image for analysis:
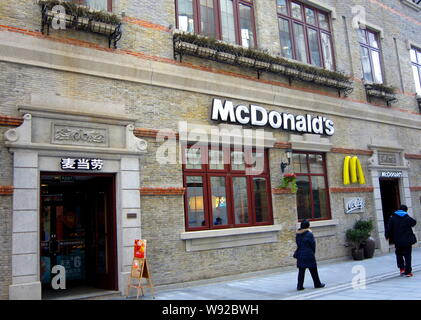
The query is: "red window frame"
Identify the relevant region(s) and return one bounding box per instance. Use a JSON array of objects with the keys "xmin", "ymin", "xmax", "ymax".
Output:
[
  {"xmin": 175, "ymin": 0, "xmax": 257, "ymax": 48},
  {"xmin": 293, "ymin": 151, "xmax": 331, "ymax": 222},
  {"xmin": 72, "ymin": 0, "xmax": 112, "ymax": 12},
  {"xmin": 276, "ymin": 0, "xmax": 336, "ymax": 70},
  {"xmin": 359, "ymin": 28, "xmax": 384, "ymax": 83},
  {"xmin": 182, "ymin": 143, "xmax": 273, "ymax": 231}
]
